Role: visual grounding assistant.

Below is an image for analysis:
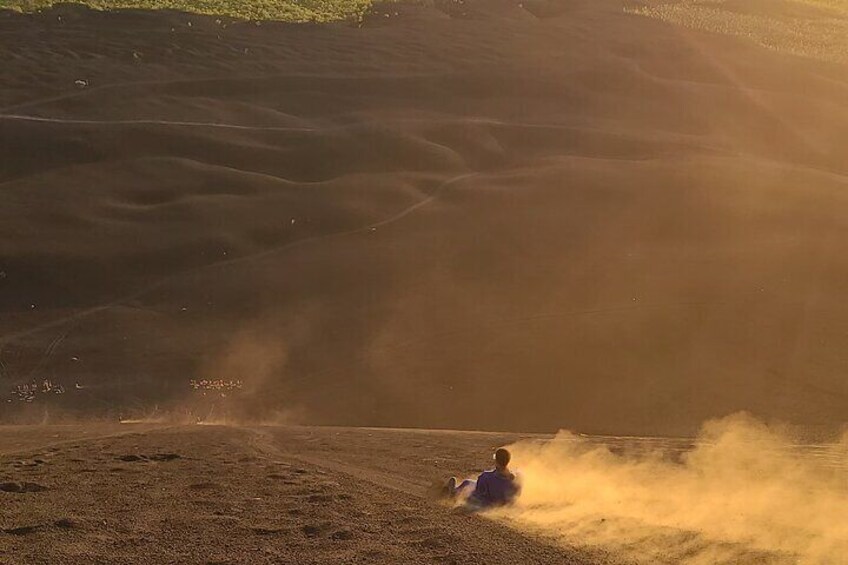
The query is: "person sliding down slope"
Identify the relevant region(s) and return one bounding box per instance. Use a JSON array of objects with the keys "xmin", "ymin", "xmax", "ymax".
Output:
[{"xmin": 445, "ymin": 448, "xmax": 521, "ymax": 510}]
